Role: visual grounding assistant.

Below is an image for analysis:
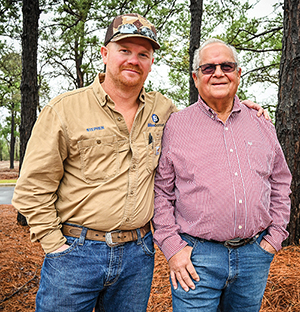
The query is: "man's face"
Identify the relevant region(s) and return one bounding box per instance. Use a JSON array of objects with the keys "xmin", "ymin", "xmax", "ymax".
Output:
[
  {"xmin": 101, "ymin": 37, "xmax": 154, "ymax": 89},
  {"xmin": 193, "ymin": 43, "xmax": 241, "ymax": 106}
]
